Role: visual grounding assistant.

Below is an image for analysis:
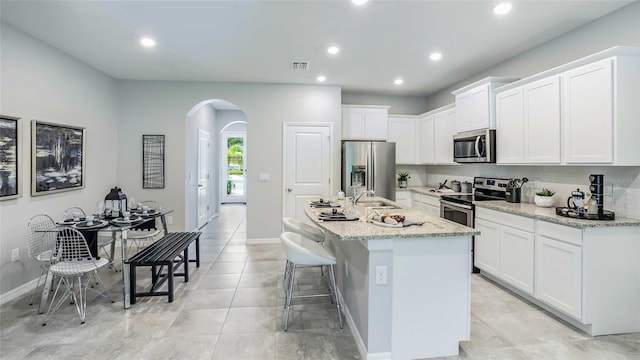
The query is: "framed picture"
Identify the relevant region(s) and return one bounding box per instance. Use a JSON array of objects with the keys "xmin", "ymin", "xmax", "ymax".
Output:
[
  {"xmin": 0, "ymin": 116, "xmax": 20, "ymax": 201},
  {"xmin": 31, "ymin": 120, "xmax": 86, "ymax": 196},
  {"xmin": 142, "ymin": 134, "xmax": 165, "ymax": 189}
]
